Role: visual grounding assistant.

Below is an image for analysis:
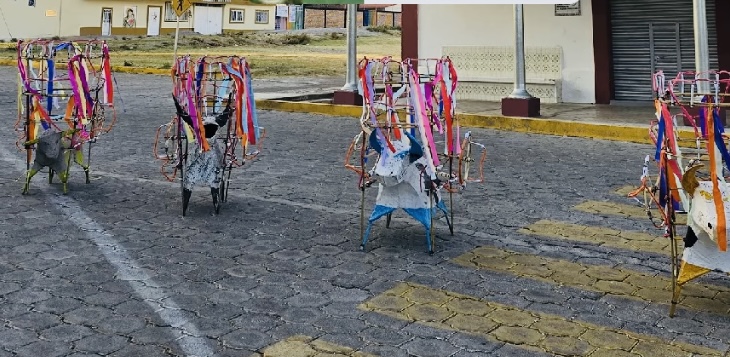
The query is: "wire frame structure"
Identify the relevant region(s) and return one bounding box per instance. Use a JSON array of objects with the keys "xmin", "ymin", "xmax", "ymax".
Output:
[
  {"xmin": 16, "ymin": 39, "xmax": 117, "ymax": 194},
  {"xmin": 154, "ymin": 55, "xmax": 265, "ymax": 216},
  {"xmin": 629, "ymin": 69, "xmax": 730, "ymax": 316},
  {"xmin": 345, "ymin": 56, "xmax": 486, "ymax": 254}
]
